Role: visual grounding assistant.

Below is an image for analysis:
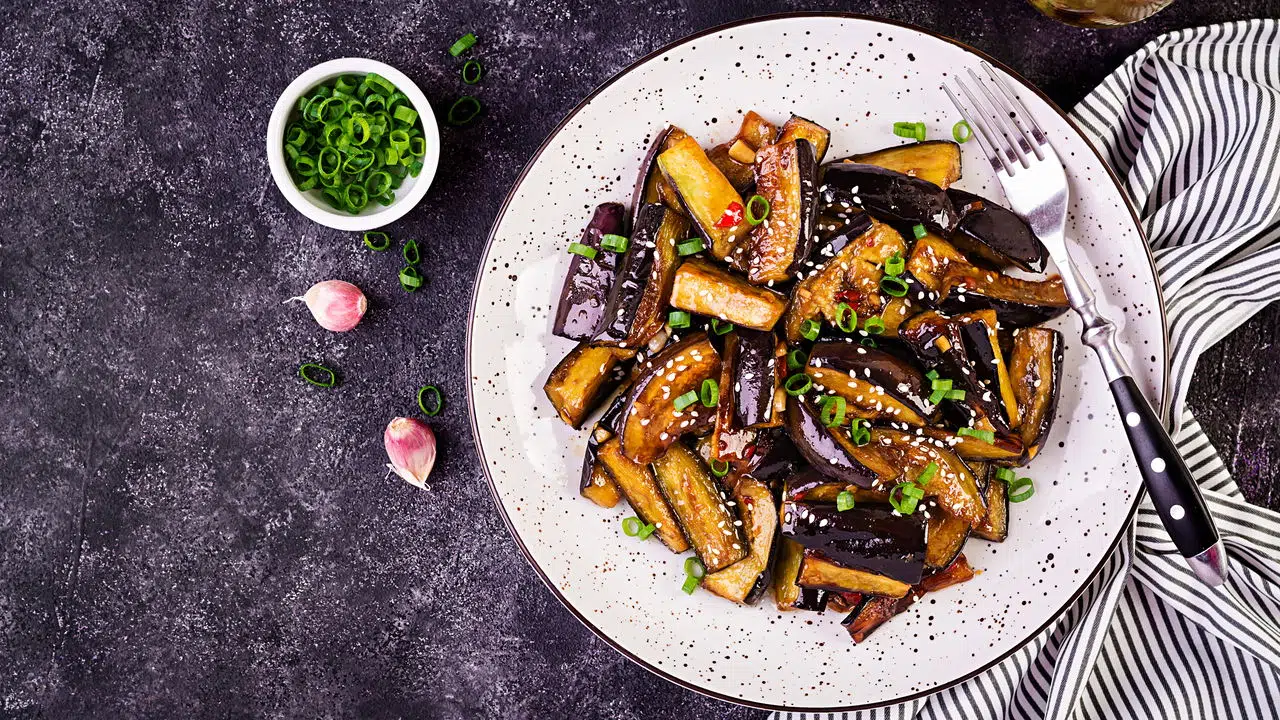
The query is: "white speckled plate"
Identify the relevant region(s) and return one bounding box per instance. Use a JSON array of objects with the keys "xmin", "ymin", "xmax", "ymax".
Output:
[{"xmin": 467, "ymin": 13, "xmax": 1166, "ymax": 712}]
